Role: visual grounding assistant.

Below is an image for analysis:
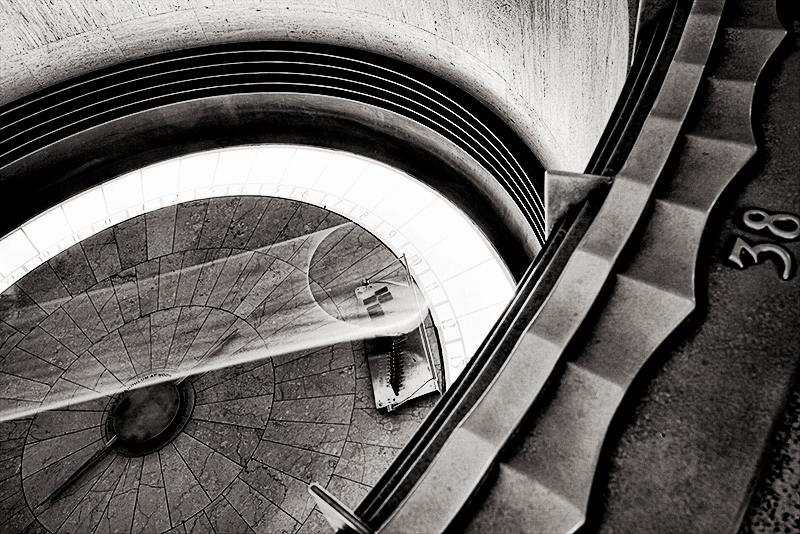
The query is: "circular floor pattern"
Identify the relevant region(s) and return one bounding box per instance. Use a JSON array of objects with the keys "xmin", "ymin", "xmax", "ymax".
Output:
[{"xmin": 0, "ymin": 196, "xmax": 443, "ymax": 533}]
